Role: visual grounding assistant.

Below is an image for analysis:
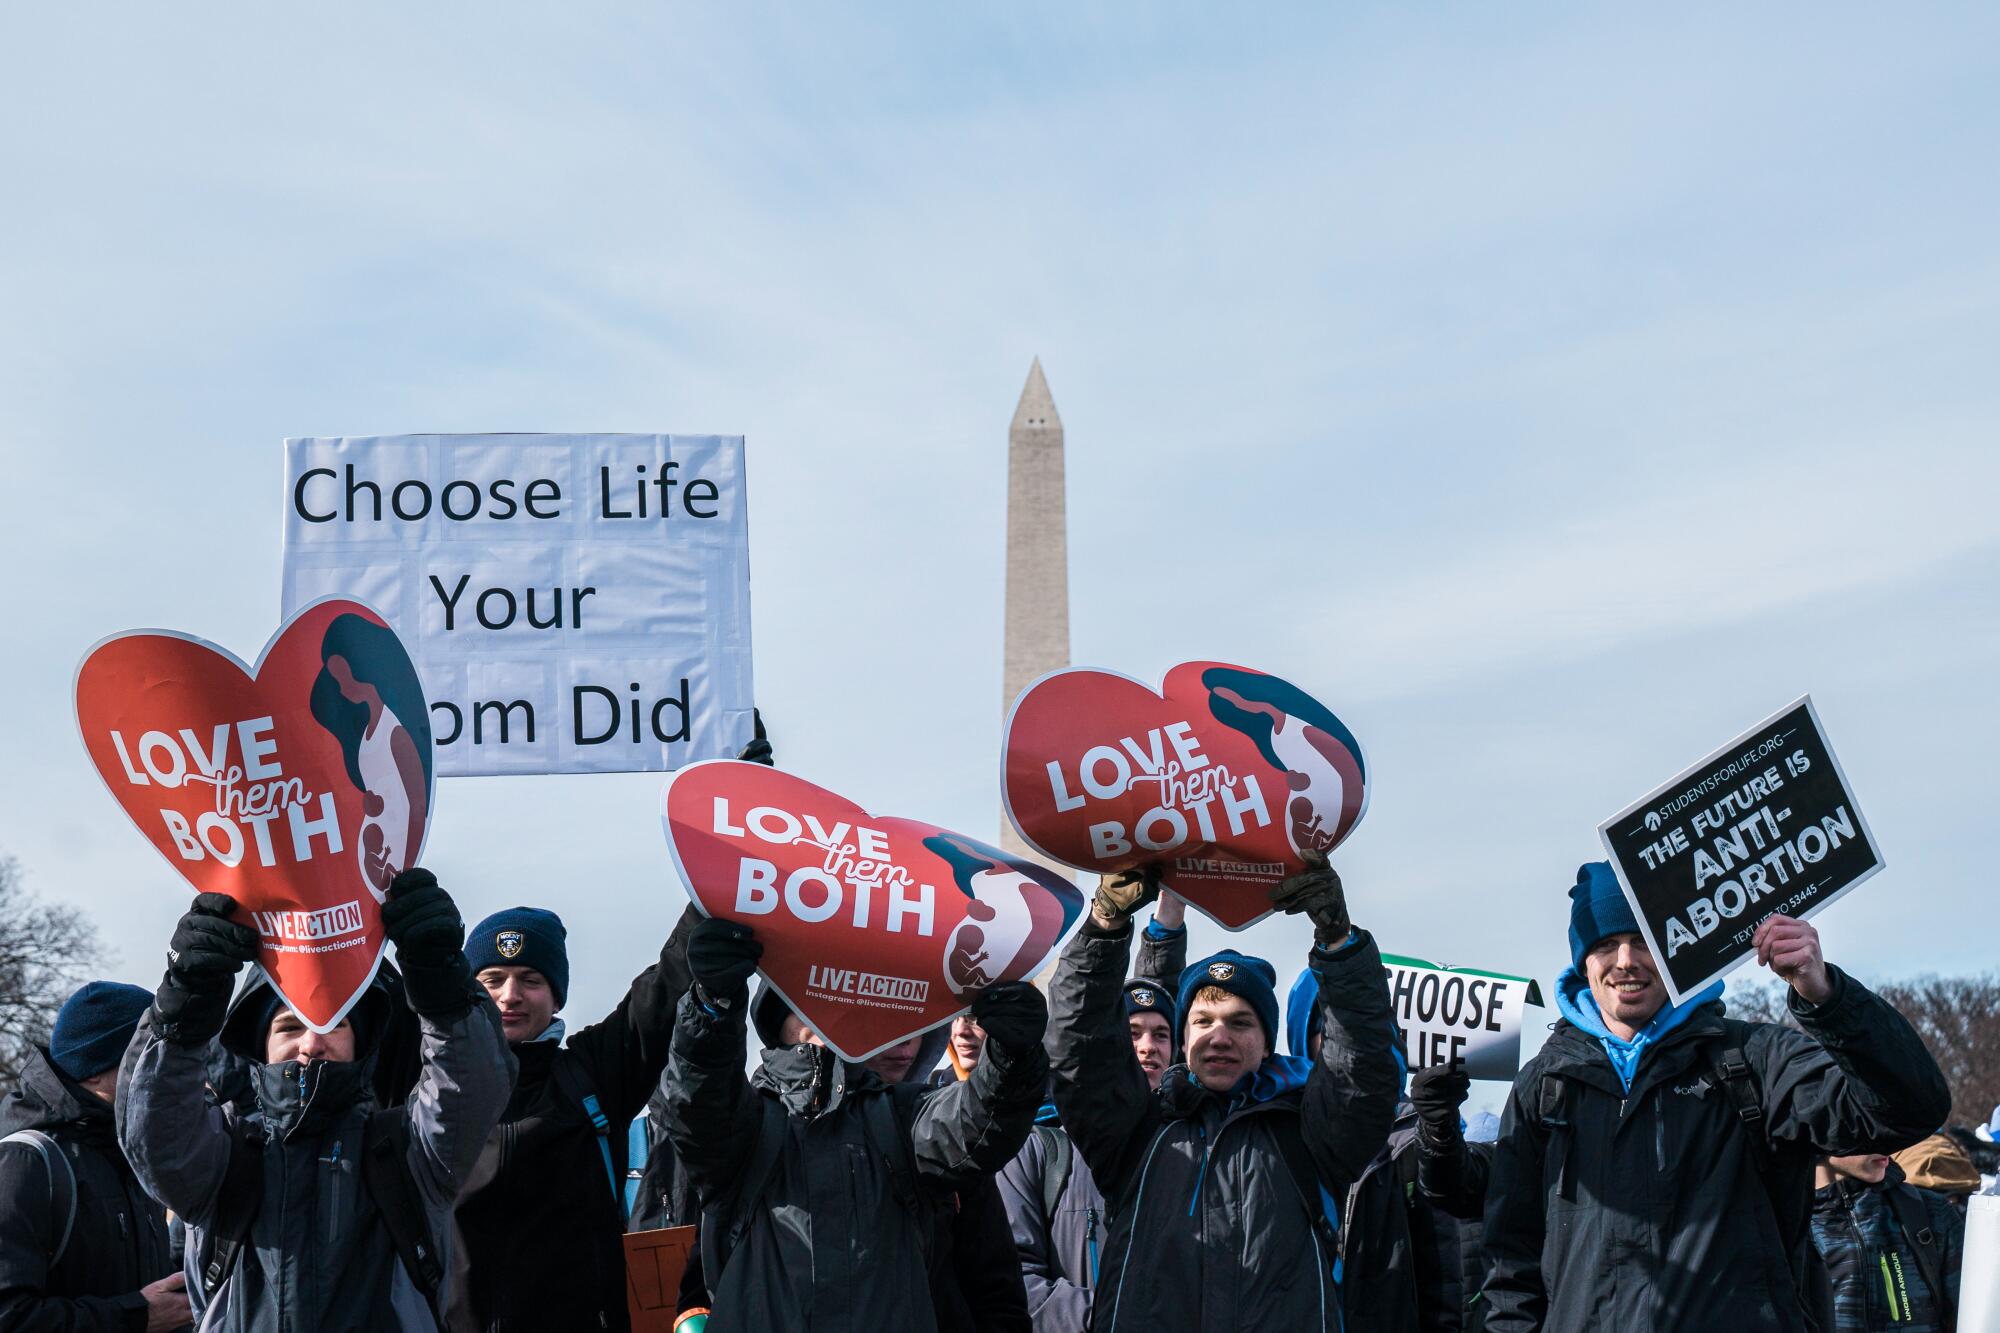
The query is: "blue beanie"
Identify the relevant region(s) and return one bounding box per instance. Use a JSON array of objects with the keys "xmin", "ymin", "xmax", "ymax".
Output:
[
  {"xmin": 466, "ymin": 907, "xmax": 570, "ymax": 1008},
  {"xmin": 1568, "ymin": 862, "xmax": 1642, "ymax": 971},
  {"xmin": 1123, "ymin": 979, "xmax": 1177, "ymax": 1030},
  {"xmin": 50, "ymin": 981, "xmax": 154, "ymax": 1081},
  {"xmin": 1176, "ymin": 950, "xmax": 1281, "ymax": 1051}
]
